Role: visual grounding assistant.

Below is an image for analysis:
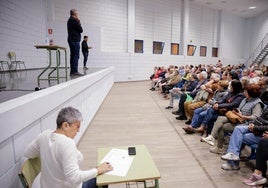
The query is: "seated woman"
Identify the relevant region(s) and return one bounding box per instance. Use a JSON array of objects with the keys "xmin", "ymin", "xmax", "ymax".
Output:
[
  {"xmin": 183, "ymin": 85, "xmax": 210, "ymax": 124},
  {"xmin": 201, "ymin": 84, "xmax": 264, "ymax": 154},
  {"xmin": 183, "ymin": 80, "xmax": 243, "ymax": 135},
  {"xmin": 155, "ymin": 67, "xmax": 173, "ymax": 91},
  {"xmin": 182, "ymin": 73, "xmax": 223, "ymax": 125},
  {"xmin": 220, "ymin": 108, "xmax": 268, "ymax": 170},
  {"xmin": 24, "ymin": 107, "xmax": 113, "ymax": 188},
  {"xmin": 243, "ymin": 137, "xmax": 268, "ymax": 186},
  {"xmin": 150, "ymin": 67, "xmax": 165, "ymax": 91}
]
